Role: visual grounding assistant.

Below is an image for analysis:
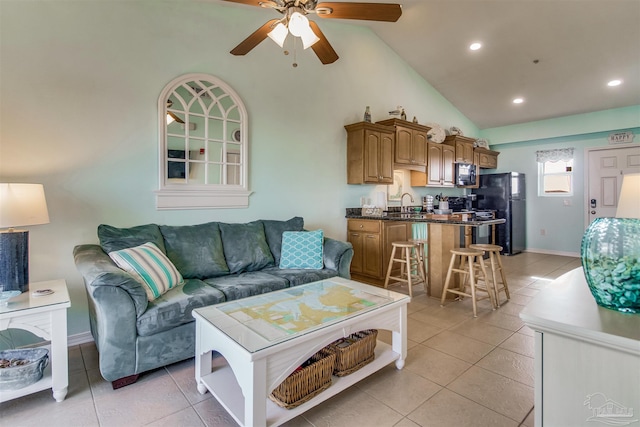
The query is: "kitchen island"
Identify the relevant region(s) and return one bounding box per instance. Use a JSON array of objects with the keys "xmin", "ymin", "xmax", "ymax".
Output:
[{"xmin": 345, "ymin": 209, "xmax": 505, "ymax": 299}]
